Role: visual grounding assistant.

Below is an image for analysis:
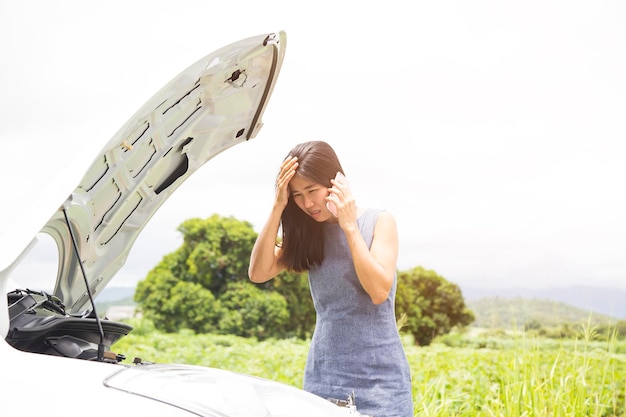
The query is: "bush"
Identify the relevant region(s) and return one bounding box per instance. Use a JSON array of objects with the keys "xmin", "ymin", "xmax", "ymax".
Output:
[
  {"xmin": 396, "ymin": 266, "xmax": 475, "ymax": 346},
  {"xmin": 218, "ymin": 281, "xmax": 290, "ymax": 340}
]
